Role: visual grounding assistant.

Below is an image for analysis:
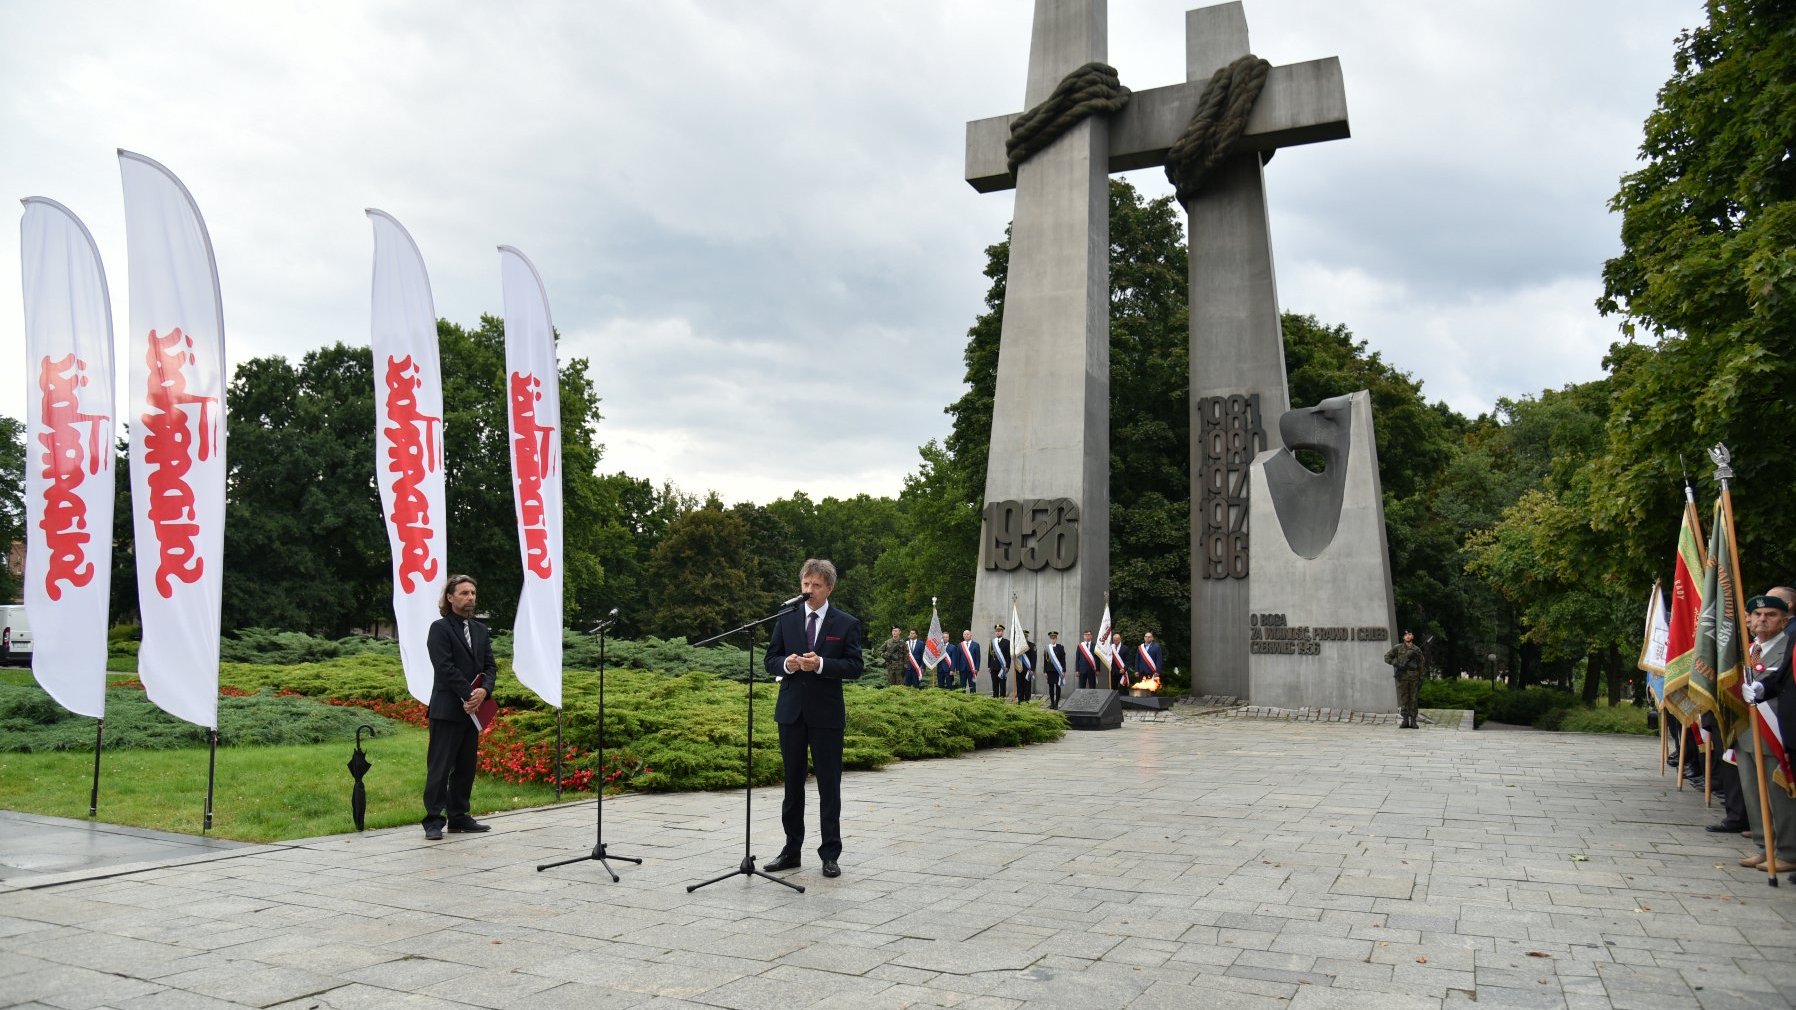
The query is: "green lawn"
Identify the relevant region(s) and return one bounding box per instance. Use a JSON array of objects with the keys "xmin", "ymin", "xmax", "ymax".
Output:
[{"xmin": 0, "ymin": 724, "xmax": 570, "ymax": 842}]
